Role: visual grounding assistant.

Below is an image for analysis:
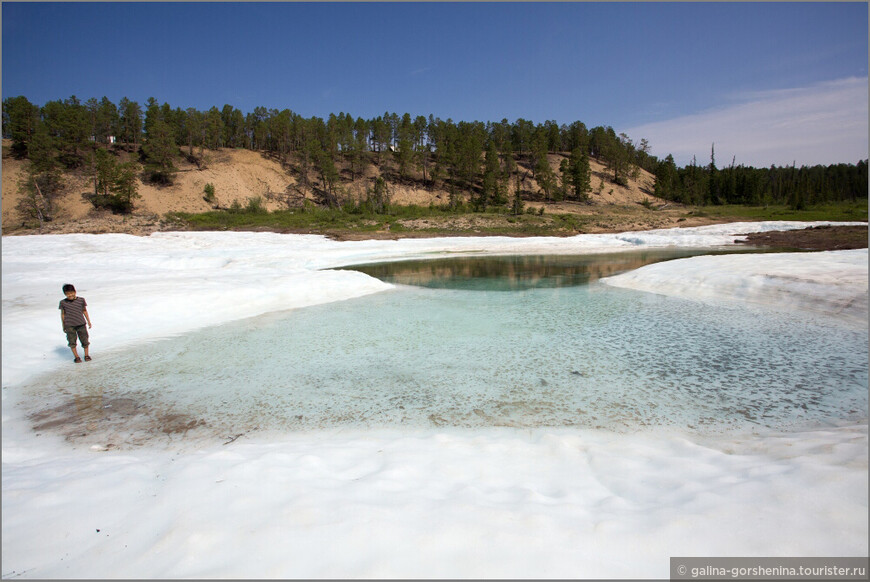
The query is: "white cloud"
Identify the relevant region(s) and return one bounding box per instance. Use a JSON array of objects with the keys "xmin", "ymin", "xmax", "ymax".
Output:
[{"xmin": 625, "ymin": 77, "xmax": 868, "ymax": 168}]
